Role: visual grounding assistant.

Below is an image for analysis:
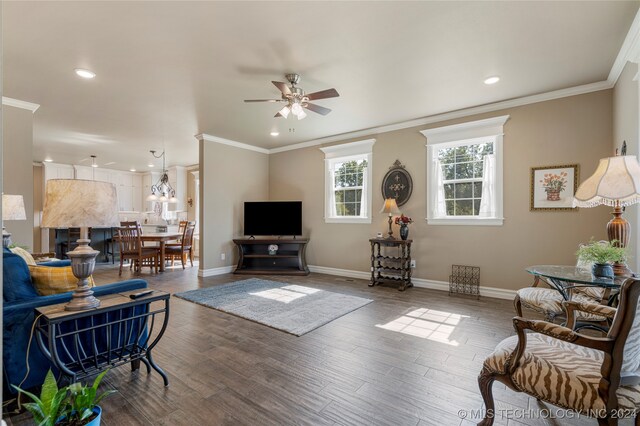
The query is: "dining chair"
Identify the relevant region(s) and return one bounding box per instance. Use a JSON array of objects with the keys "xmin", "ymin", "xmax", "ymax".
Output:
[
  {"xmin": 60, "ymin": 227, "xmax": 84, "ymax": 259},
  {"xmin": 165, "ymin": 221, "xmax": 195, "ymax": 269},
  {"xmin": 478, "ymin": 277, "xmax": 640, "ymax": 426},
  {"xmin": 117, "ymin": 222, "xmax": 159, "ymax": 275},
  {"xmin": 176, "ymin": 220, "xmax": 188, "ymax": 242}
]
